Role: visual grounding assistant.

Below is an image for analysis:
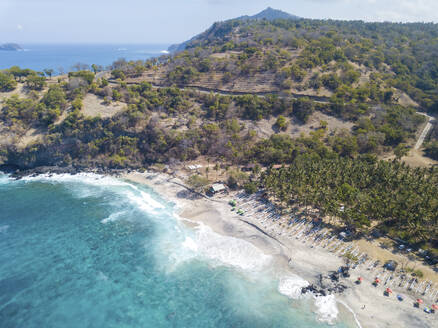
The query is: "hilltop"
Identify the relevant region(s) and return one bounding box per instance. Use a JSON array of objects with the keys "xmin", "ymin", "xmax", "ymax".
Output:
[
  {"xmin": 168, "ymin": 7, "xmax": 300, "ymax": 52},
  {"xmin": 236, "ymin": 7, "xmax": 301, "ymax": 21}
]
